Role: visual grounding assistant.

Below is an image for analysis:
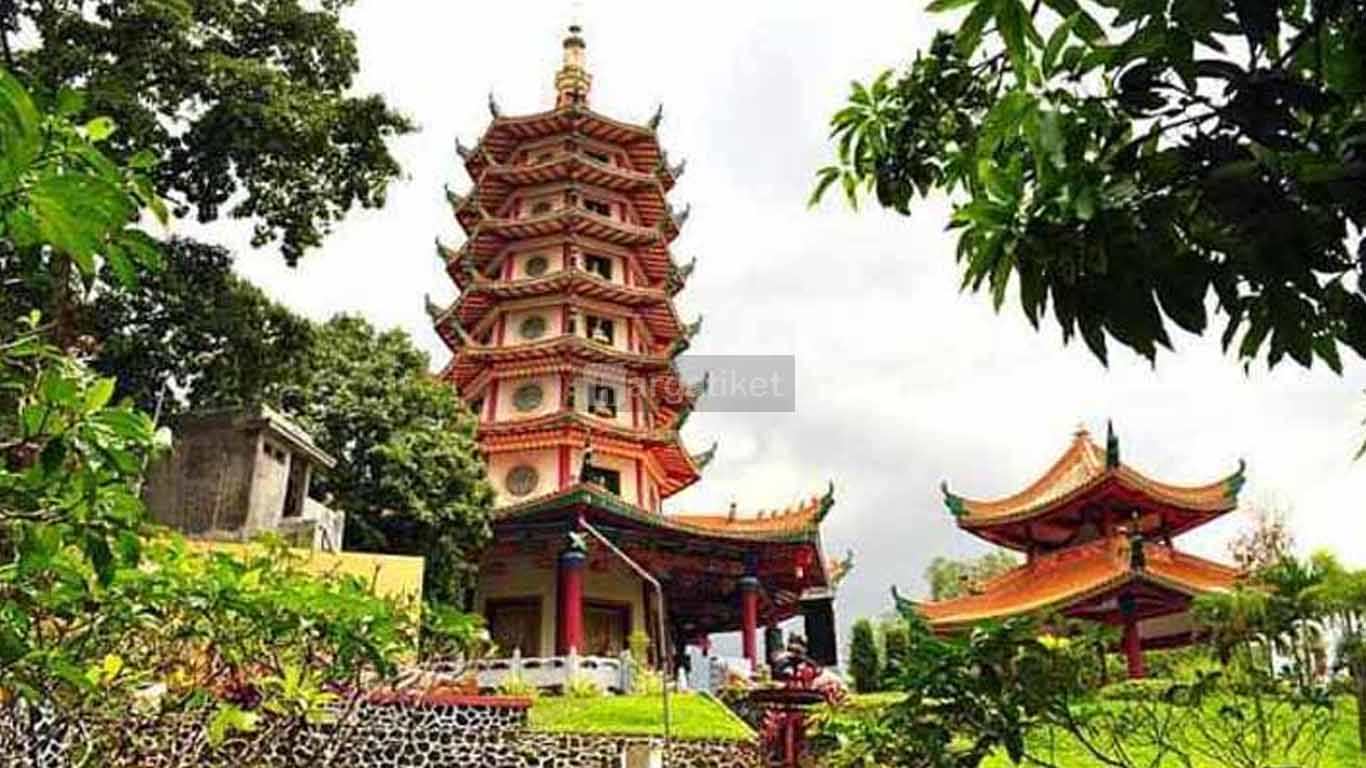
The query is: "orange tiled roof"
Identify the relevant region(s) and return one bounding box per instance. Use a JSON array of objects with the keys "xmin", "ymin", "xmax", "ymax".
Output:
[
  {"xmin": 670, "ymin": 483, "xmax": 836, "ymax": 537},
  {"xmin": 918, "ymin": 536, "xmax": 1240, "ymax": 630},
  {"xmin": 943, "ymin": 426, "xmax": 1244, "ymax": 527}
]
